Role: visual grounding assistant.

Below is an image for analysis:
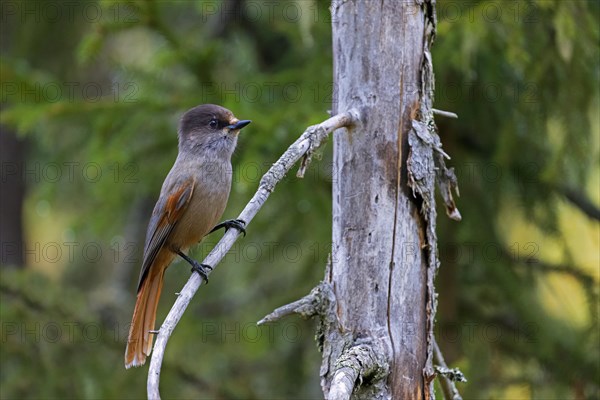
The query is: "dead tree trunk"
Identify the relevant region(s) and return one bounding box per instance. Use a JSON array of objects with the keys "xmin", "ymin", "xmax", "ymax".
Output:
[
  {"xmin": 259, "ymin": 1, "xmax": 461, "ymax": 397},
  {"xmin": 320, "ymin": 1, "xmax": 460, "ymax": 398}
]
